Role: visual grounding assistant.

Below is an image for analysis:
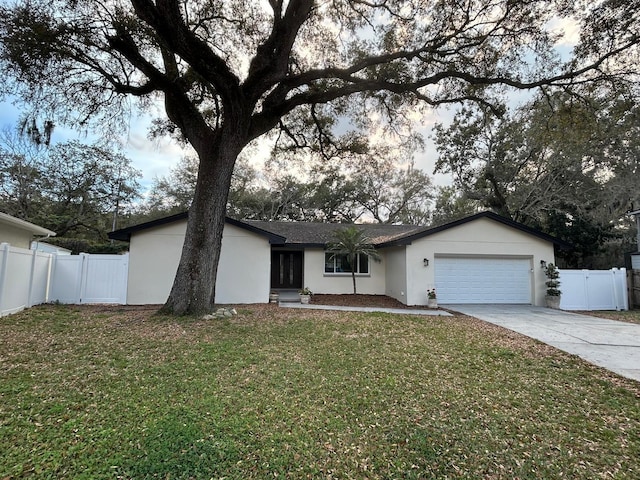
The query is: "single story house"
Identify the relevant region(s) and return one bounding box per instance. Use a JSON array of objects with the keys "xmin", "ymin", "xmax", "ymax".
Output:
[
  {"xmin": 0, "ymin": 212, "xmax": 56, "ymax": 249},
  {"xmin": 109, "ymin": 211, "xmax": 568, "ymax": 306}
]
